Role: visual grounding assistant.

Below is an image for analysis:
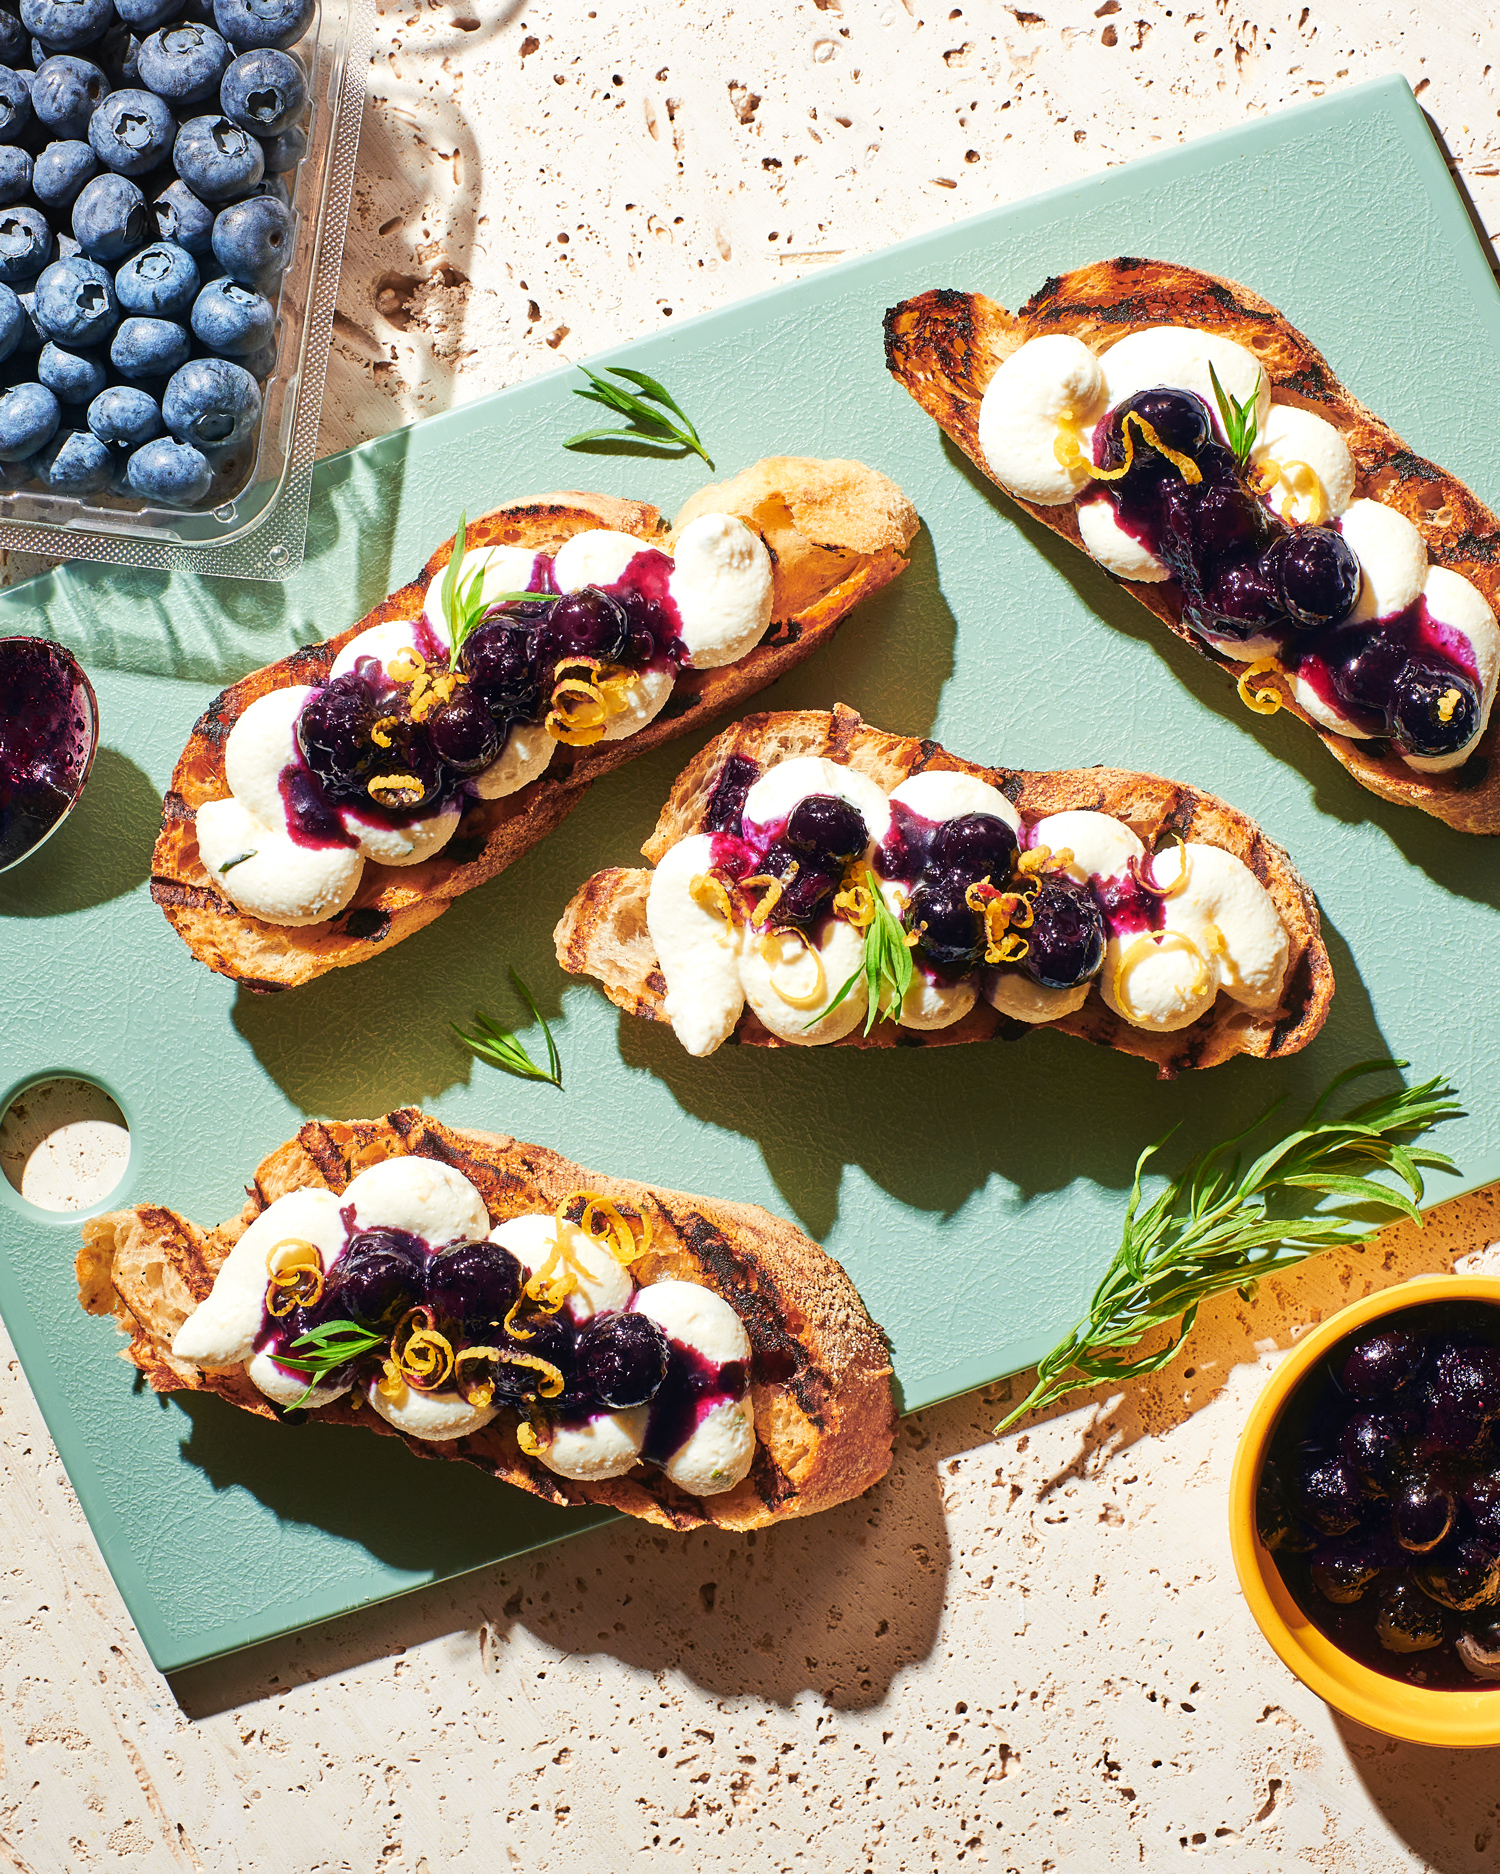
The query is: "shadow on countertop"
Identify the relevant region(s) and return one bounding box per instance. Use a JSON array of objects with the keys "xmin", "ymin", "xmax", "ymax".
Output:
[{"xmin": 1331, "ymin": 1711, "xmax": 1500, "ymax": 1874}]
